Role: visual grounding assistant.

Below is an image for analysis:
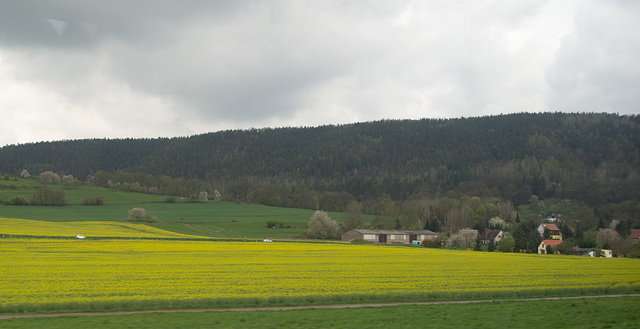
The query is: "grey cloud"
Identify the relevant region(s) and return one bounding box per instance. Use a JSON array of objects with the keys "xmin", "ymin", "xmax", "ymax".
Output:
[
  {"xmin": 1, "ymin": 0, "xmax": 638, "ymax": 146},
  {"xmin": 0, "ymin": 1, "xmax": 256, "ymax": 49},
  {"xmin": 546, "ymin": 1, "xmax": 640, "ymax": 114}
]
